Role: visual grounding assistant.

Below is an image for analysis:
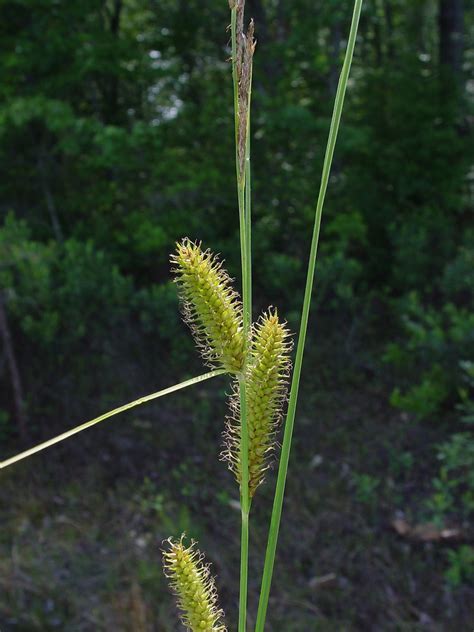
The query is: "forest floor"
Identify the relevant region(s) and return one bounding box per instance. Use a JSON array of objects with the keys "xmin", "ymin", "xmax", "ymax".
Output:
[{"xmin": 0, "ymin": 336, "xmax": 473, "ymax": 631}]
